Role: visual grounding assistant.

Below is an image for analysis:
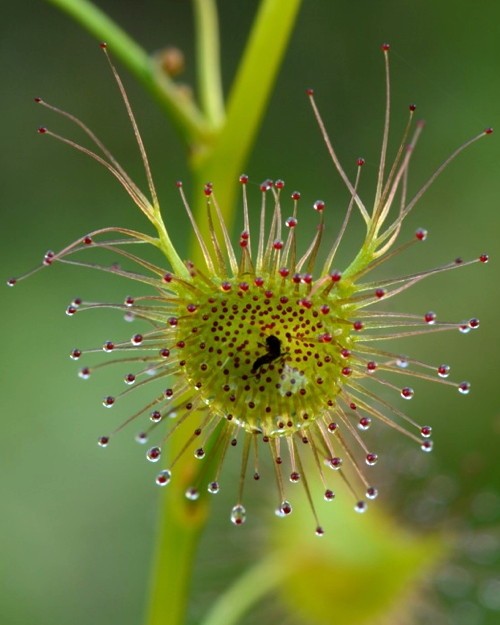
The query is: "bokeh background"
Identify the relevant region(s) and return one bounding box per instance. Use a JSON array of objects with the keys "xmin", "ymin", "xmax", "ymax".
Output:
[{"xmin": 2, "ymin": 1, "xmax": 500, "ymax": 624}]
